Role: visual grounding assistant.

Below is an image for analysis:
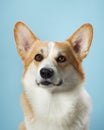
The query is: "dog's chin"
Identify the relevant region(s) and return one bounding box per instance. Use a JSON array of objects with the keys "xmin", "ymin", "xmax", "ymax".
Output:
[{"xmin": 36, "ymin": 80, "xmax": 63, "ymax": 88}]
